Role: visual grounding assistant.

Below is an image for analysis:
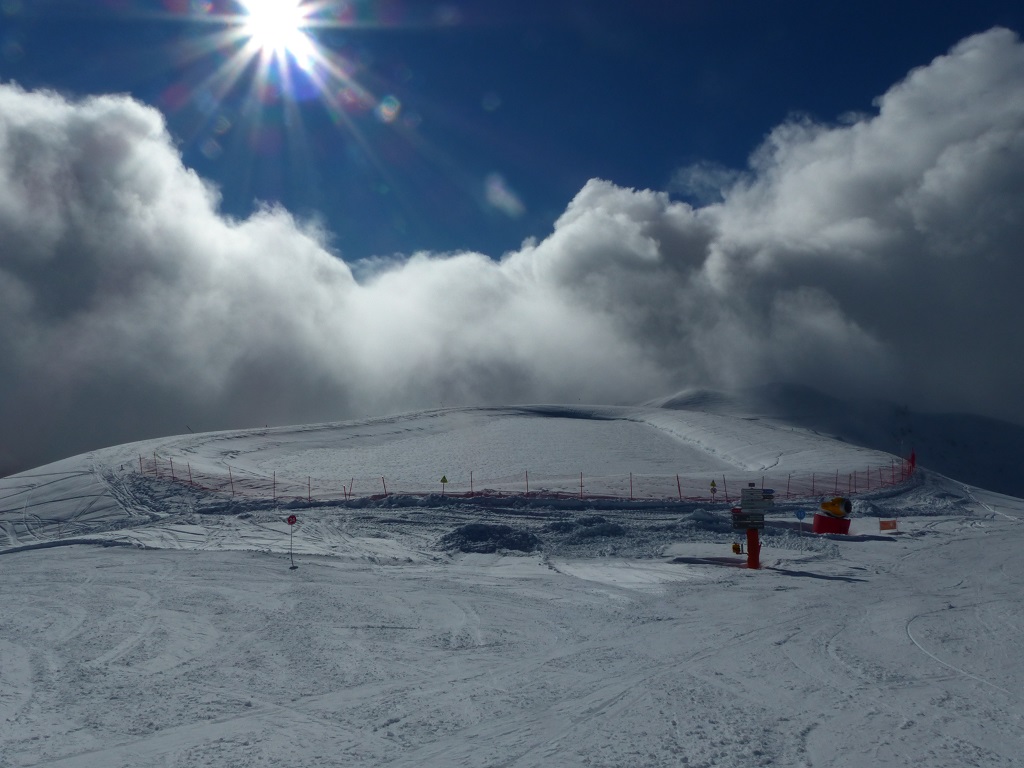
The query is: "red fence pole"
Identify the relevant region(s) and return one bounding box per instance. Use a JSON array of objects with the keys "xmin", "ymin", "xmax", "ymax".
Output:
[{"xmin": 382, "ymin": 476, "xmax": 388, "ymax": 497}]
